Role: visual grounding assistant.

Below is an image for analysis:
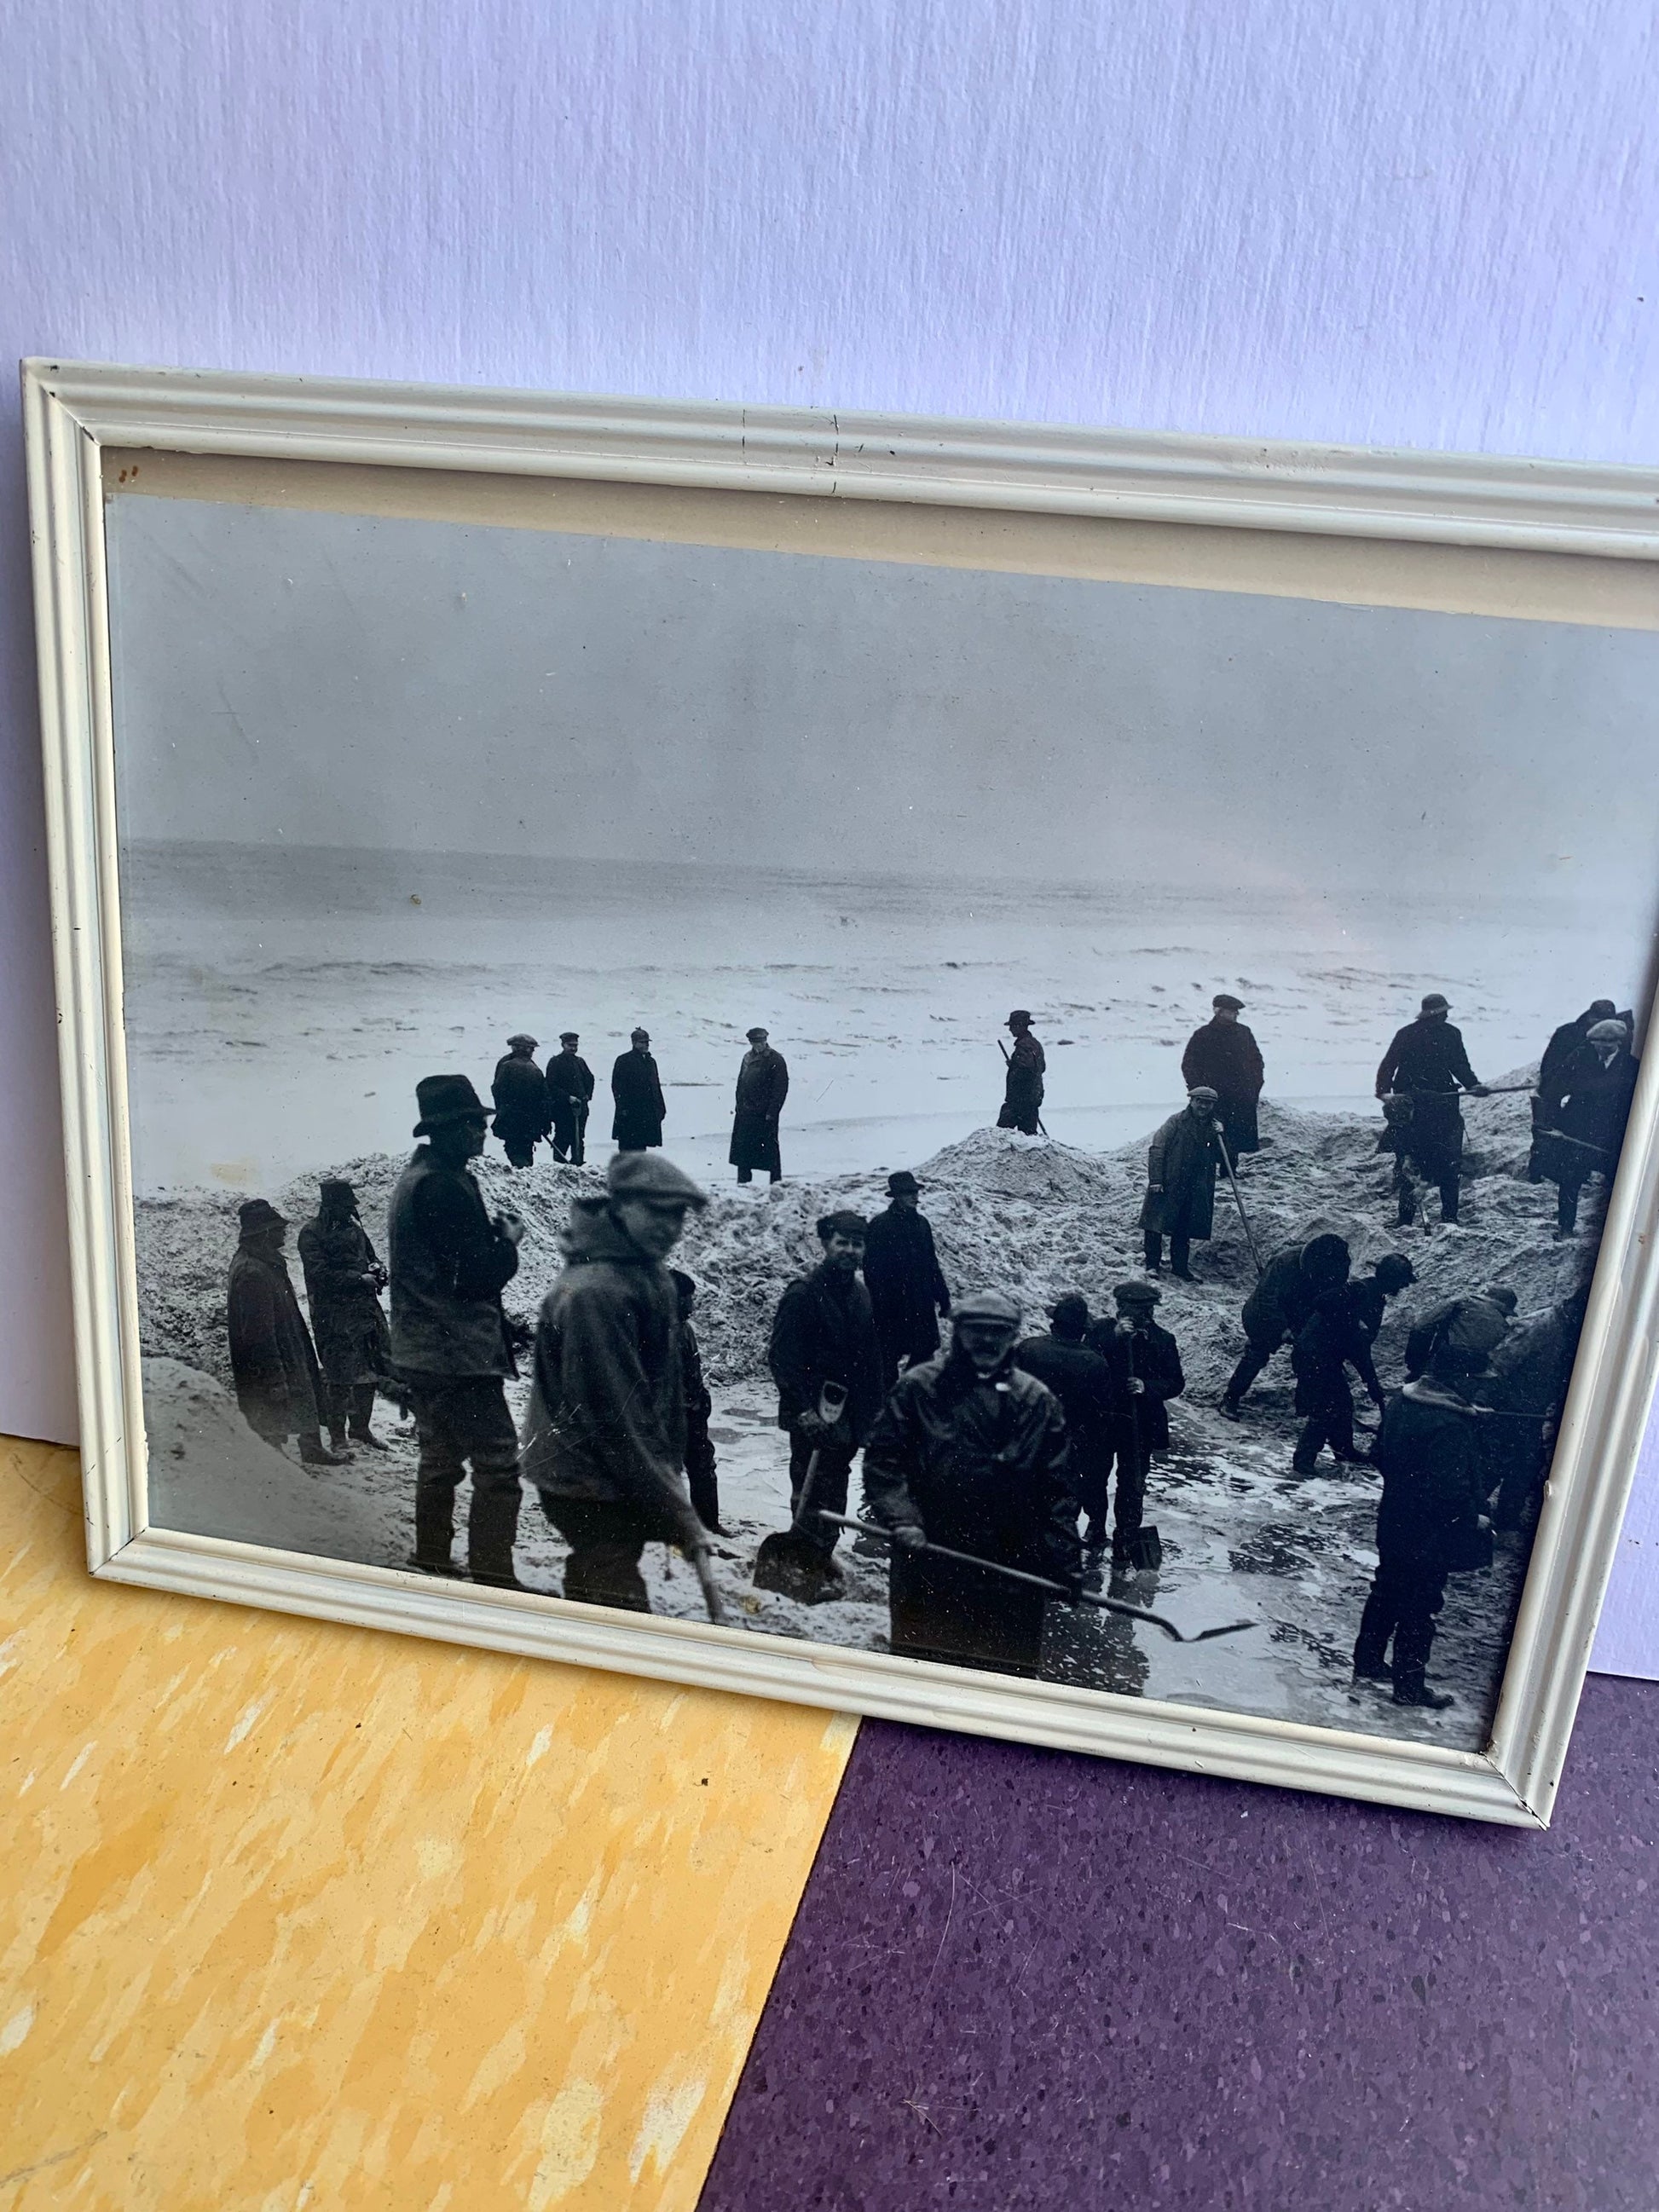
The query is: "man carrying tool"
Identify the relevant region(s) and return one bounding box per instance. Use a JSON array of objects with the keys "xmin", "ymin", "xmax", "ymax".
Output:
[
  {"xmin": 1140, "ymin": 1086, "xmax": 1225, "ymax": 1279},
  {"xmin": 1374, "ymin": 994, "xmax": 1488, "ymax": 1227},
  {"xmin": 1221, "ymin": 1233, "xmax": 1351, "ymax": 1419},
  {"xmin": 862, "ymin": 1170, "xmax": 953, "ymax": 1389},
  {"xmin": 1528, "ymin": 1000, "xmax": 1619, "ymax": 1179},
  {"xmin": 997, "ymin": 1009, "xmax": 1047, "ymax": 1135},
  {"xmin": 546, "ymin": 1031, "xmax": 595, "ymax": 1164},
  {"xmin": 1404, "ymin": 1285, "xmax": 1517, "ymax": 1382},
  {"xmin": 766, "ymin": 1211, "xmax": 886, "ymax": 1576},
  {"xmin": 1290, "ymin": 1274, "xmax": 1387, "ymax": 1475},
  {"xmin": 1536, "ymin": 1016, "xmax": 1639, "ymax": 1236},
  {"xmin": 520, "ymin": 1153, "xmax": 716, "ymax": 1613},
  {"xmin": 863, "ymin": 1289, "xmax": 1081, "ymax": 1677},
  {"xmin": 1352, "ymin": 1337, "xmax": 1494, "ymax": 1709},
  {"xmin": 1087, "ymin": 1280, "xmax": 1183, "ymax": 1566},
  {"xmin": 1014, "ymin": 1294, "xmax": 1118, "ymax": 1551},
  {"xmin": 1181, "ymin": 993, "xmax": 1266, "ymax": 1158}
]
